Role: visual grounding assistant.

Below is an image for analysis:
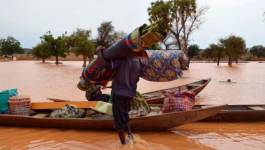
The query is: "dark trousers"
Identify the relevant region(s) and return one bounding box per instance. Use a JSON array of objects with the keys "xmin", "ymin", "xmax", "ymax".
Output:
[{"xmin": 112, "ymin": 94, "xmax": 132, "ymax": 130}]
